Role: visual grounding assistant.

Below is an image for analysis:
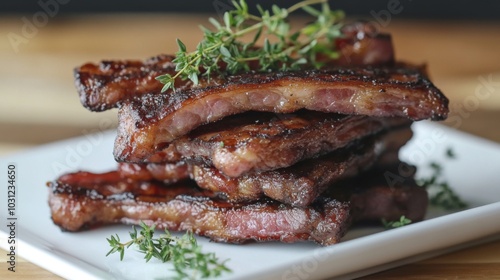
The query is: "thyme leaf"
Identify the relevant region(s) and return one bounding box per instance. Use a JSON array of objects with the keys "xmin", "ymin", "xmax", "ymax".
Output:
[
  {"xmin": 106, "ymin": 222, "xmax": 231, "ymax": 279},
  {"xmin": 417, "ymin": 147, "xmax": 468, "ymax": 210},
  {"xmin": 382, "ymin": 216, "xmax": 412, "ymax": 229},
  {"xmin": 156, "ymin": 0, "xmax": 345, "ymax": 92}
]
